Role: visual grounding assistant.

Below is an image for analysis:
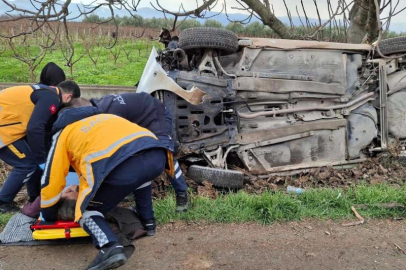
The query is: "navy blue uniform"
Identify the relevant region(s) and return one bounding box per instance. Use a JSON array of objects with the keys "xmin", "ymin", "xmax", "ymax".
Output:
[
  {"xmin": 90, "ymin": 93, "xmax": 187, "ymax": 194},
  {"xmin": 28, "ymin": 86, "xmax": 61, "ymax": 163},
  {"xmin": 91, "ymin": 93, "xmax": 169, "ymax": 137}
]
